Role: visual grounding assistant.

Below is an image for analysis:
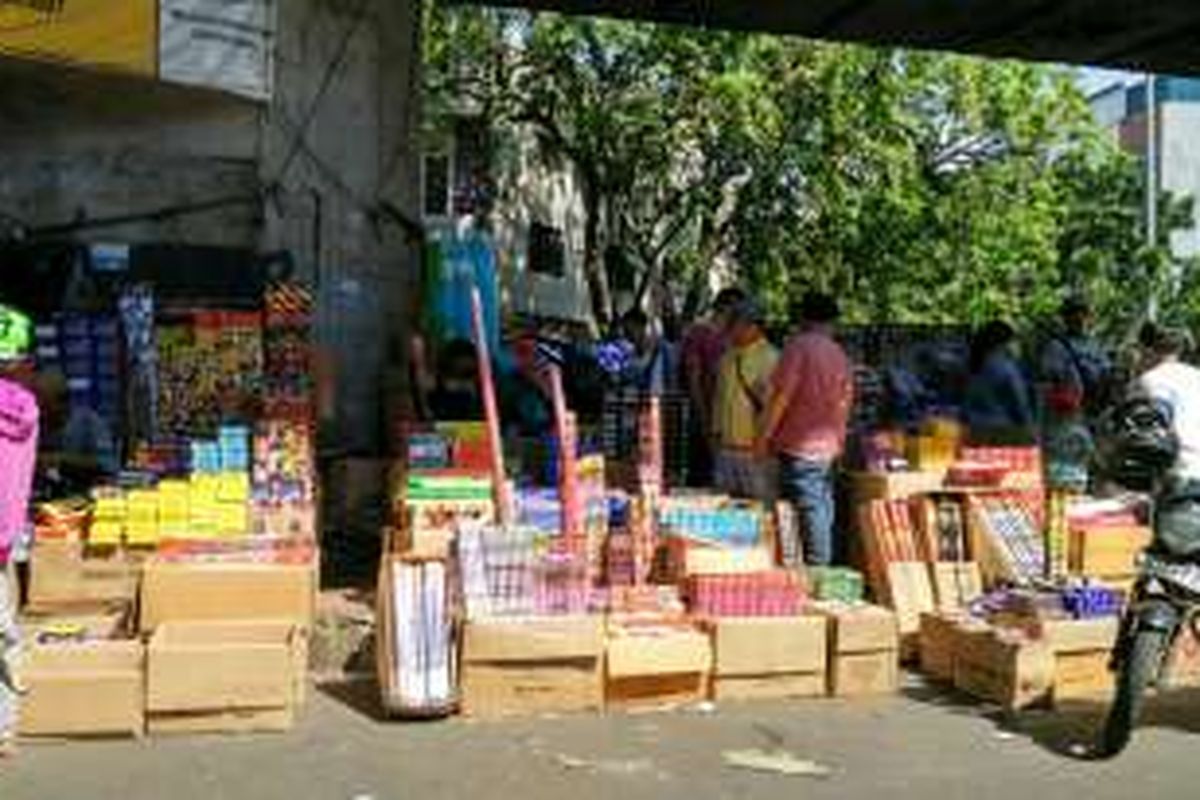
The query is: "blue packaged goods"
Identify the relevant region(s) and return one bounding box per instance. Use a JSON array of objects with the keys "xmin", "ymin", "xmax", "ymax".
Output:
[
  {"xmin": 190, "ymin": 441, "xmax": 222, "ymax": 474},
  {"xmin": 1061, "ymin": 585, "xmax": 1123, "ymax": 619},
  {"xmin": 408, "ymin": 433, "xmax": 451, "ymax": 470},
  {"xmin": 658, "ymin": 505, "xmax": 761, "ymax": 547}
]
